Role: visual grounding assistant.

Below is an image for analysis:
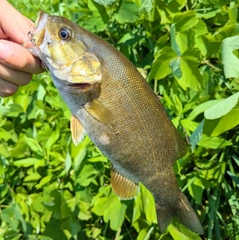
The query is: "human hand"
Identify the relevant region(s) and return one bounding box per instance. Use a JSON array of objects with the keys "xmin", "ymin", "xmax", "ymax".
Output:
[{"xmin": 0, "ymin": 0, "xmax": 44, "ymax": 97}]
